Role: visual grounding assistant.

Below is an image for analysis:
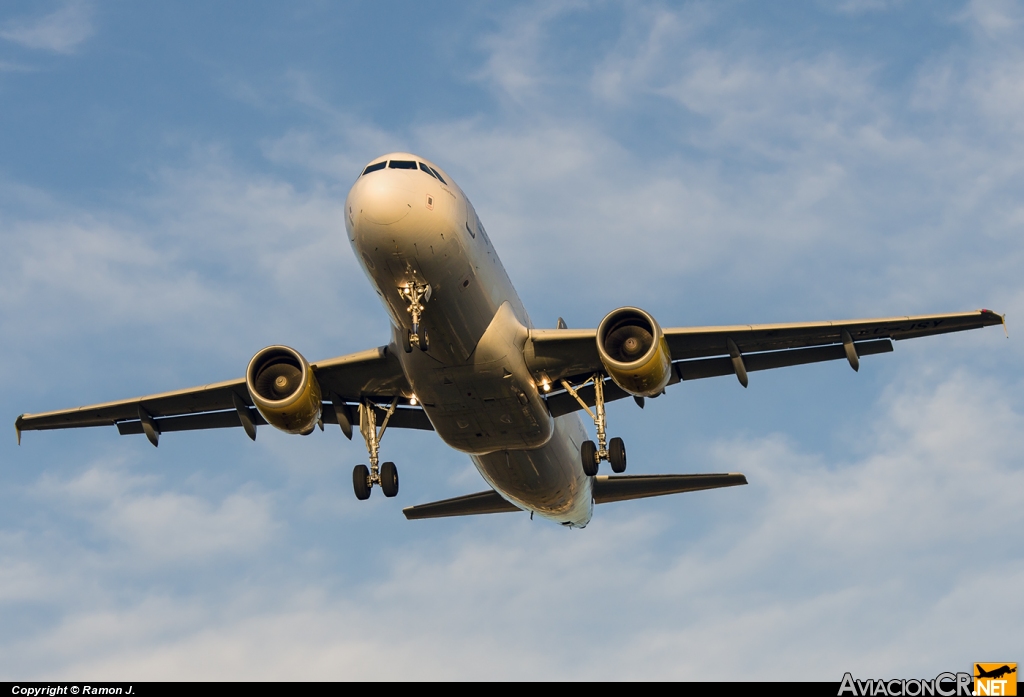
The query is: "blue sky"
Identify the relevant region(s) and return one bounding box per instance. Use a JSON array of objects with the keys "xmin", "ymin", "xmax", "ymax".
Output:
[{"xmin": 1, "ymin": 0, "xmax": 1022, "ymax": 680}]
